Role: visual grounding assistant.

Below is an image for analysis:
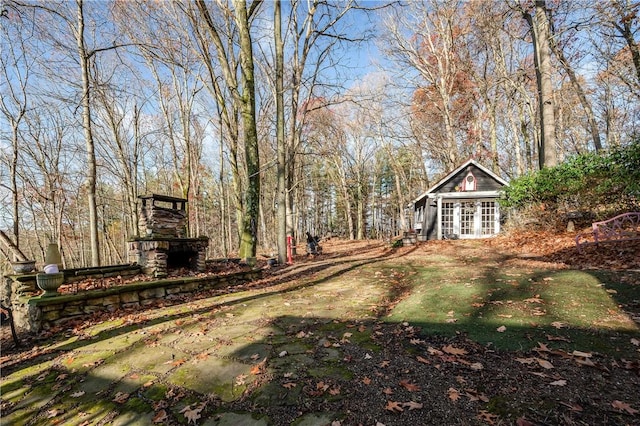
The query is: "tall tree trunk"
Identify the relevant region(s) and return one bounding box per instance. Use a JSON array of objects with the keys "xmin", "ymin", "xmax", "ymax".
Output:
[
  {"xmin": 275, "ymin": 0, "xmax": 287, "ymax": 264},
  {"xmin": 76, "ymin": 0, "xmax": 100, "ymax": 266},
  {"xmin": 356, "ymin": 177, "xmax": 365, "ymax": 240},
  {"xmin": 524, "ymin": 0, "xmax": 557, "ymax": 169},
  {"xmin": 489, "ymin": 103, "xmax": 499, "ymax": 173},
  {"xmin": 11, "ymin": 122, "xmax": 20, "ymax": 254},
  {"xmin": 235, "ymin": 0, "xmax": 261, "ymax": 260}
]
